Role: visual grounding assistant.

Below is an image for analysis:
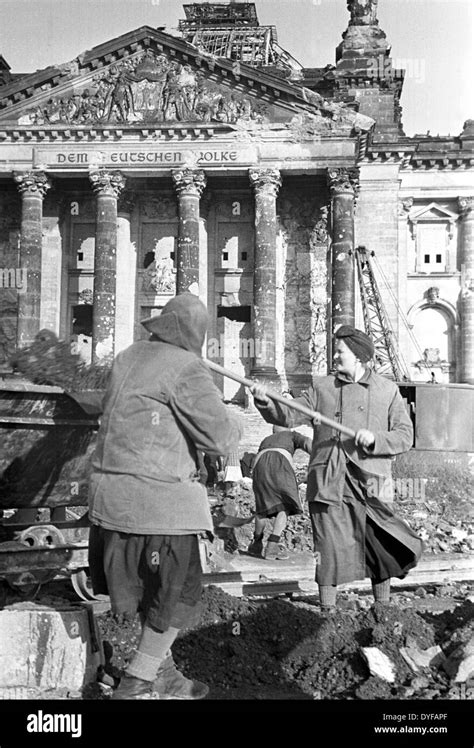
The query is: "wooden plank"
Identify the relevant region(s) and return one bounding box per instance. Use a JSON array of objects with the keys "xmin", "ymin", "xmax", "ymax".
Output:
[
  {"xmin": 203, "ymin": 553, "xmax": 474, "ymax": 596},
  {"xmin": 0, "ymin": 416, "xmax": 97, "ymax": 426}
]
